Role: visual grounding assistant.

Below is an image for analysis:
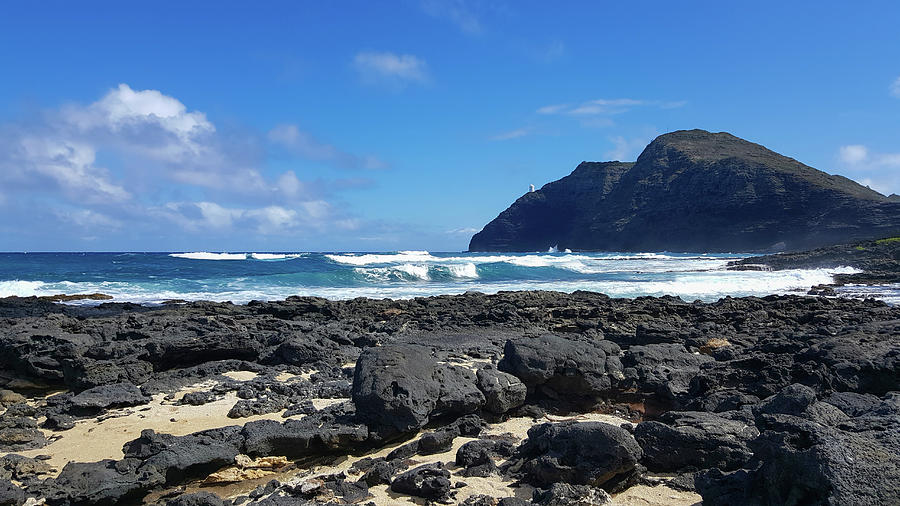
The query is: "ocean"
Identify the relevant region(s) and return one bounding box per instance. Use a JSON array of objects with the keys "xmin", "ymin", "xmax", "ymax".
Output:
[{"xmin": 1, "ymin": 250, "xmax": 895, "ymax": 305}]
